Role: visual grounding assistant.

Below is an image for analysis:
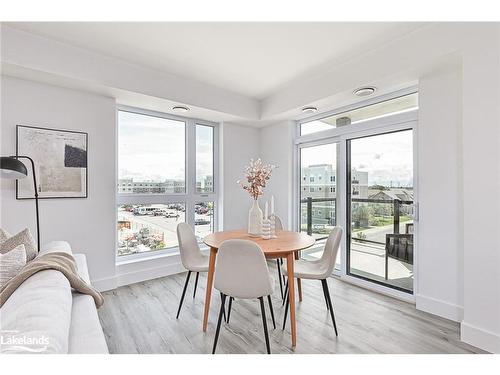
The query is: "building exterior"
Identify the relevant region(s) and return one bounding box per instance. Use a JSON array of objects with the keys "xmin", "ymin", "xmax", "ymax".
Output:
[
  {"xmin": 300, "ymin": 164, "xmax": 368, "ymax": 227},
  {"xmin": 196, "ymin": 175, "xmax": 213, "ymax": 192},
  {"xmin": 118, "ymin": 175, "xmax": 214, "ymax": 194},
  {"xmin": 368, "ymin": 188, "xmax": 414, "ymax": 202},
  {"xmin": 368, "ymin": 188, "xmax": 414, "ymax": 215},
  {"xmin": 117, "ymin": 178, "xmax": 185, "ymax": 194}
]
